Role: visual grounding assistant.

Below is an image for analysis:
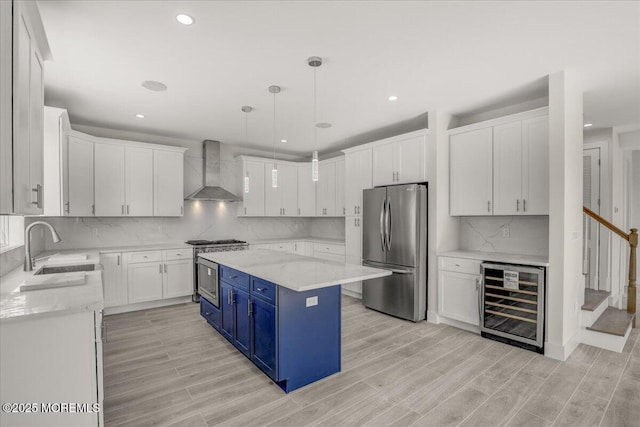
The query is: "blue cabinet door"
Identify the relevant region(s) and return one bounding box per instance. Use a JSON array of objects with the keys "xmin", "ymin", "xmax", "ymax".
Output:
[
  {"xmin": 220, "ymin": 282, "xmax": 234, "ymax": 342},
  {"xmin": 251, "ymin": 297, "xmax": 277, "ymax": 380},
  {"xmin": 234, "ymin": 288, "xmax": 251, "ymax": 356}
]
